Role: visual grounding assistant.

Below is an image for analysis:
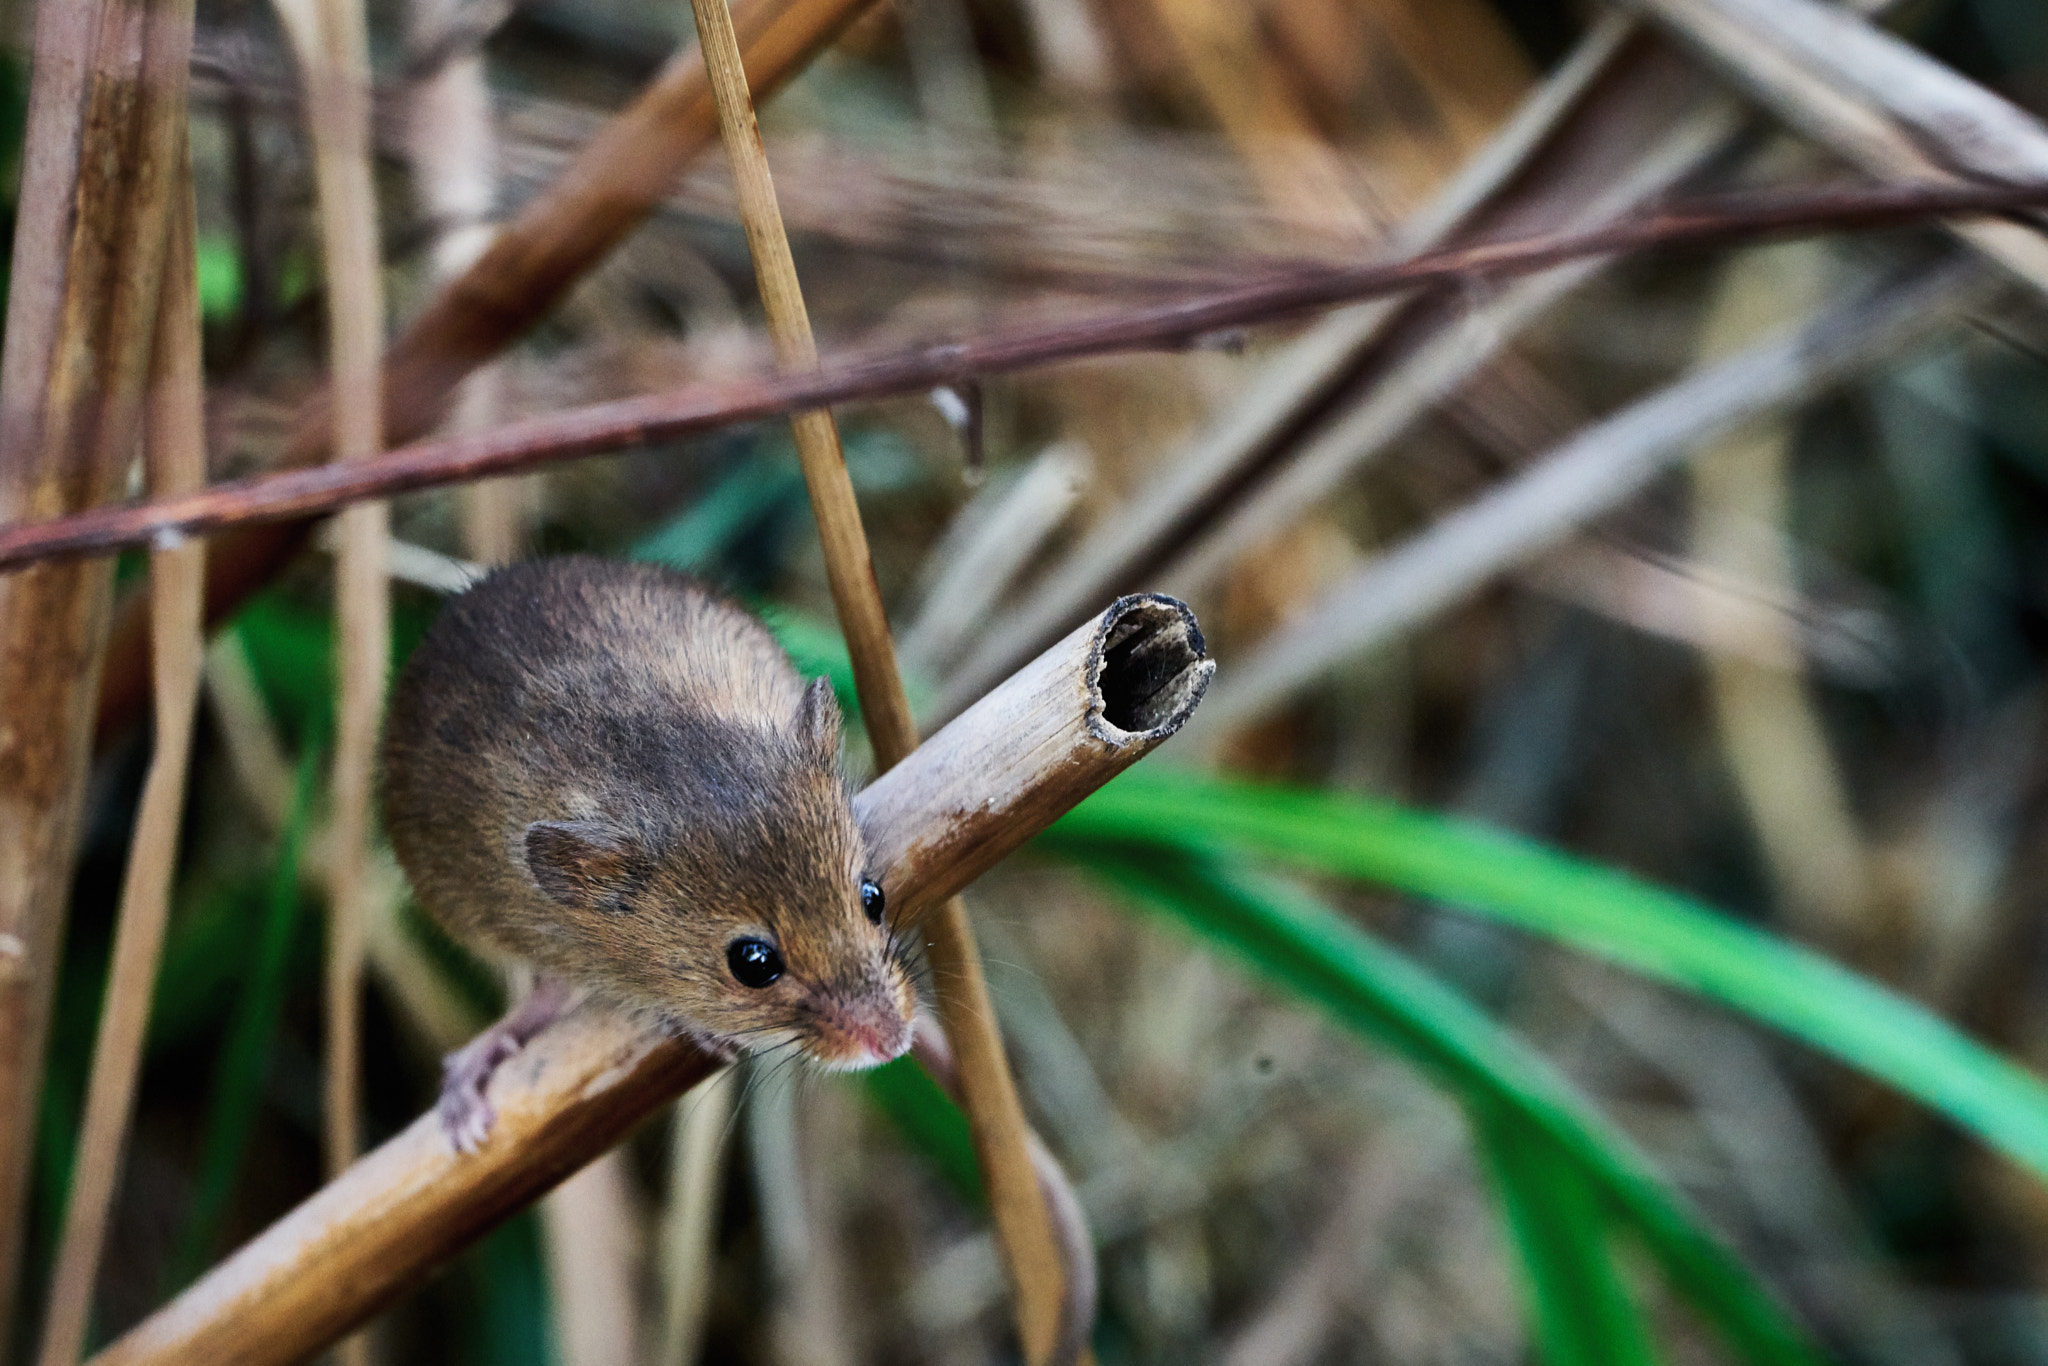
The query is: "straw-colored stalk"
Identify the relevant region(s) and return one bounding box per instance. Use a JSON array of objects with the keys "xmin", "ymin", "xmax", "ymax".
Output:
[
  {"xmin": 683, "ymin": 0, "xmax": 1073, "ymax": 1356},
  {"xmin": 659, "ymin": 1068, "xmax": 737, "ymax": 1365},
  {"xmin": 0, "ymin": 0, "xmax": 197, "ymax": 1330},
  {"xmin": 88, "ymin": 591, "xmax": 1212, "ymax": 1366},
  {"xmin": 271, "ymin": 5, "xmax": 386, "ymax": 1364},
  {"xmin": 1690, "ymin": 243, "xmax": 1874, "ymax": 948},
  {"xmin": 36, "ymin": 160, "xmax": 208, "ymax": 1366}
]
